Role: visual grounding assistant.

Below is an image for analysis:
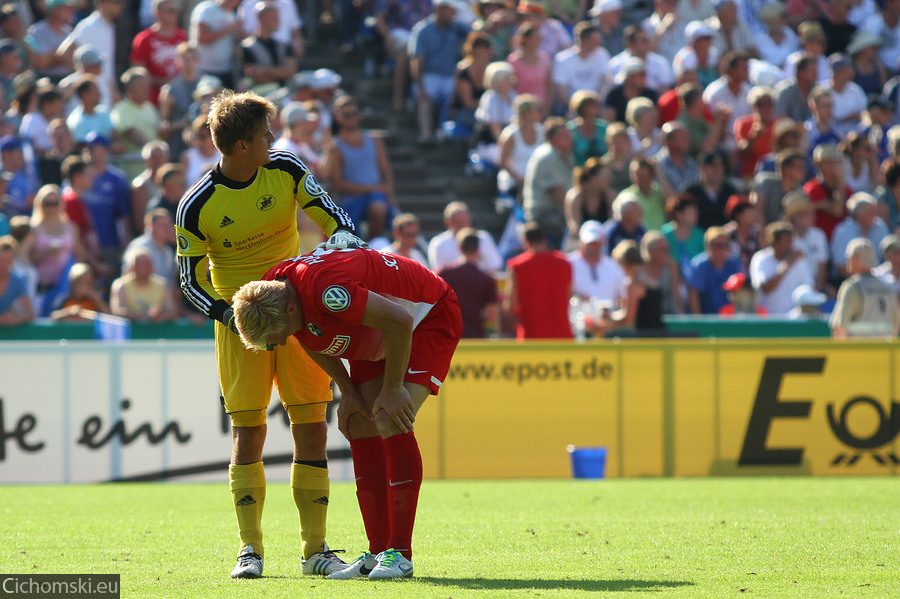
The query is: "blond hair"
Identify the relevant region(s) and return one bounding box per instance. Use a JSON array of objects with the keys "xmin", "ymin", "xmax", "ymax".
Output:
[
  {"xmin": 232, "ymin": 280, "xmax": 291, "ymax": 351},
  {"xmin": 207, "ymin": 90, "xmax": 276, "ymax": 156}
]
